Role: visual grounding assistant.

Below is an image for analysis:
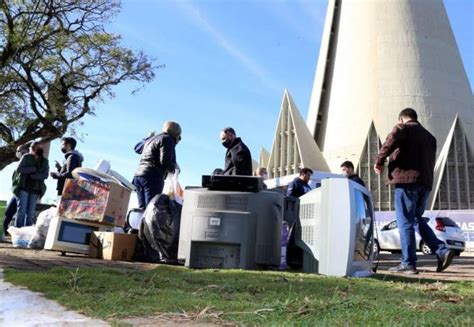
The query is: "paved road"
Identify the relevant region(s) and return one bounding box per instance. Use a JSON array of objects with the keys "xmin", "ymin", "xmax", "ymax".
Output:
[{"xmin": 375, "ymin": 251, "xmax": 474, "ymax": 281}]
